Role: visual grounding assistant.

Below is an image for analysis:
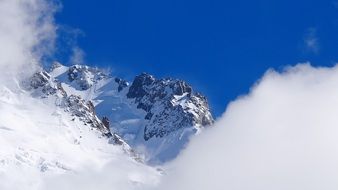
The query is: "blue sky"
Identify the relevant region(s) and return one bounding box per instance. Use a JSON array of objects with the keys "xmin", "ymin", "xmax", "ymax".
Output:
[{"xmin": 55, "ymin": 0, "xmax": 338, "ymax": 117}]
